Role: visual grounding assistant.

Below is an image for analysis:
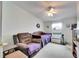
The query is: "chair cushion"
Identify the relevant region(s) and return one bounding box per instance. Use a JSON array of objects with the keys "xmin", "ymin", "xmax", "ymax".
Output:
[
  {"xmin": 32, "ymin": 38, "xmax": 41, "ymax": 43},
  {"xmin": 27, "ymin": 43, "xmax": 41, "ymax": 55},
  {"xmin": 17, "ymin": 43, "xmax": 41, "ymax": 55}
]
